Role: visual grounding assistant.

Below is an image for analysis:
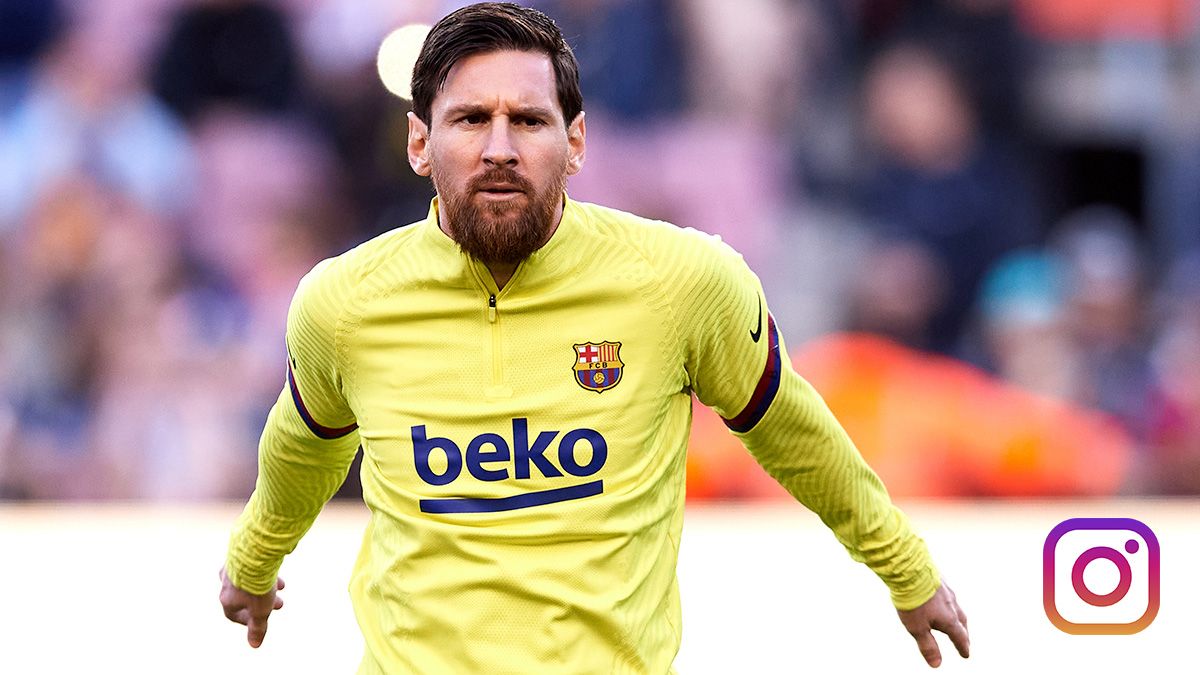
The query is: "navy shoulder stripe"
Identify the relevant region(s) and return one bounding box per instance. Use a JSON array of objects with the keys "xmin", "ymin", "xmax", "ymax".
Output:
[
  {"xmin": 287, "ymin": 361, "xmax": 358, "ymax": 439},
  {"xmin": 722, "ymin": 314, "xmax": 782, "ymax": 433}
]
